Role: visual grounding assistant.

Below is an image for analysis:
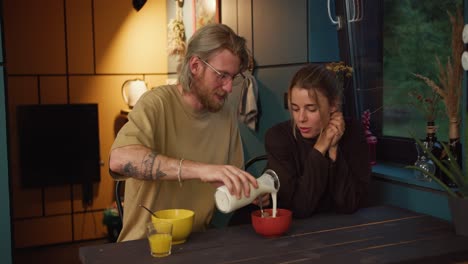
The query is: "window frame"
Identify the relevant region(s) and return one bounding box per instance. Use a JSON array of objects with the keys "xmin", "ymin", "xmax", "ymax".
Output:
[{"xmin": 337, "ymin": 0, "xmax": 465, "ymax": 167}]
